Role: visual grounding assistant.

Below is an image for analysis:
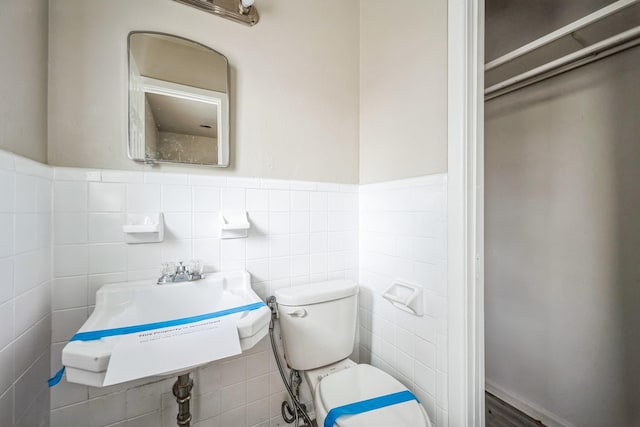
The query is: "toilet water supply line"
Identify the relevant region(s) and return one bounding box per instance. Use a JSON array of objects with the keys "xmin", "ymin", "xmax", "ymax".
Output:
[{"xmin": 267, "ymin": 296, "xmax": 315, "ymax": 427}]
